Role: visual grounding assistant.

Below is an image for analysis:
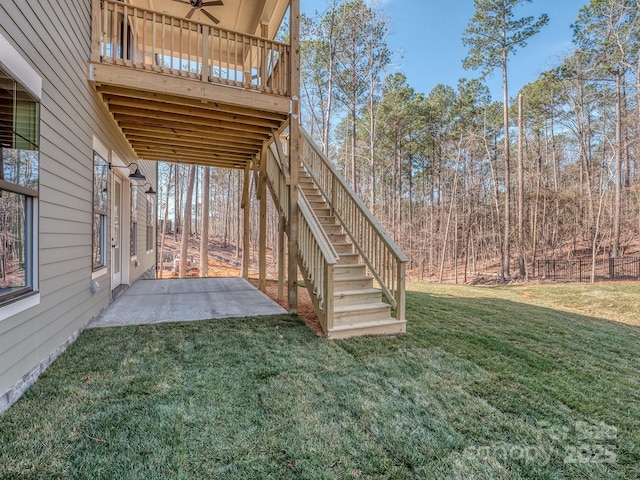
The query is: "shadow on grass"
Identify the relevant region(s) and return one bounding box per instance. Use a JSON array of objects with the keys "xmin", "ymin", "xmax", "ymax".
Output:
[{"xmin": 0, "ymin": 292, "xmax": 638, "ymax": 480}]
